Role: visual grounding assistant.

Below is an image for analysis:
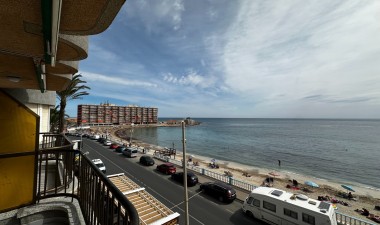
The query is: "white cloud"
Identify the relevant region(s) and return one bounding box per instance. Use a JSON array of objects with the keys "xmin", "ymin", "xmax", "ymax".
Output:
[
  {"xmin": 82, "ymin": 71, "xmax": 157, "ymax": 88},
  {"xmin": 162, "ymin": 70, "xmax": 216, "ymax": 89},
  {"xmin": 215, "ymin": 0, "xmax": 380, "ymax": 107}
]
